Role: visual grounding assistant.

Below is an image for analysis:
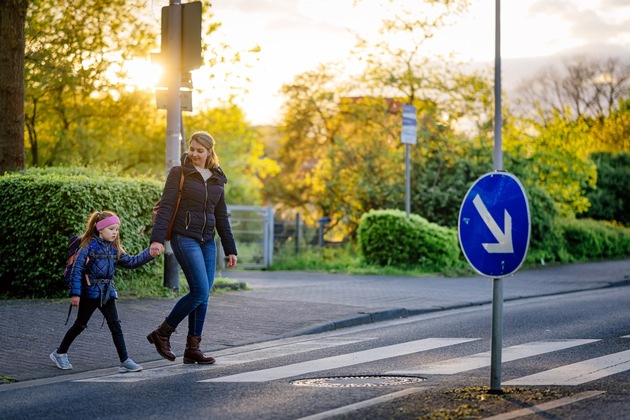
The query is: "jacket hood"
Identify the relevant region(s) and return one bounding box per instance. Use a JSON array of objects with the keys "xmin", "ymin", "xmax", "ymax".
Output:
[{"xmin": 181, "ymin": 152, "xmax": 228, "ymax": 183}]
